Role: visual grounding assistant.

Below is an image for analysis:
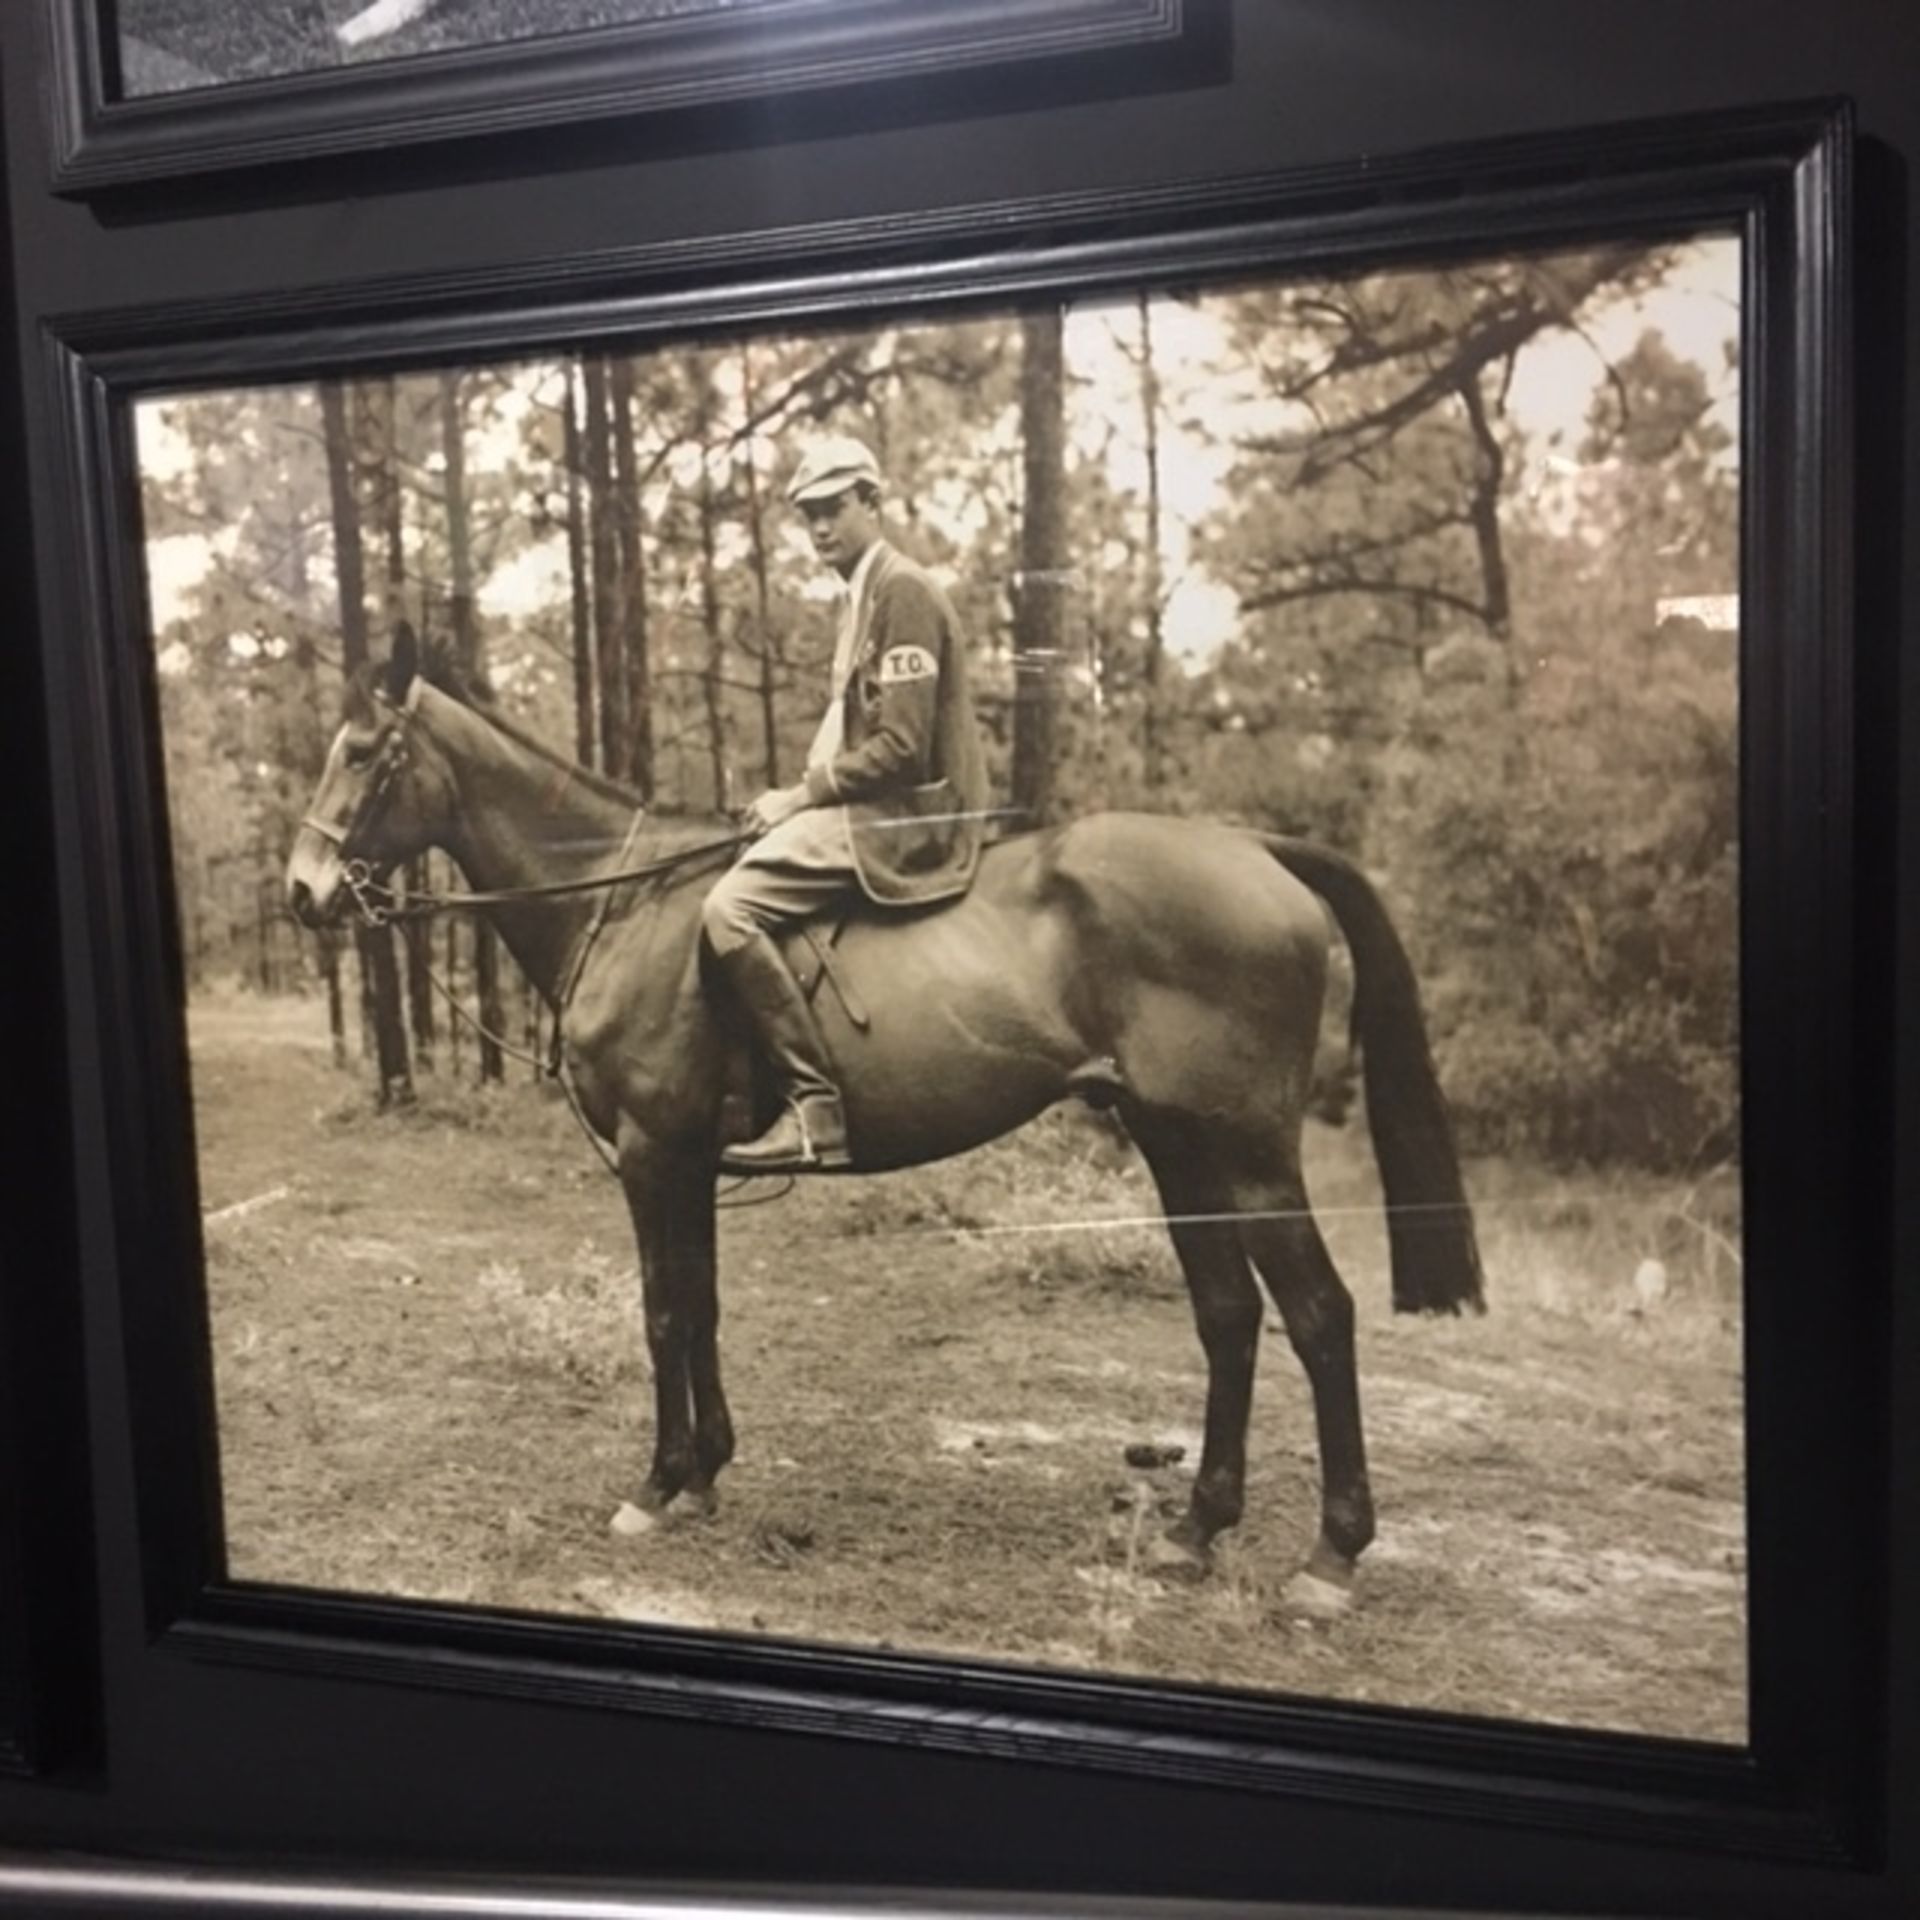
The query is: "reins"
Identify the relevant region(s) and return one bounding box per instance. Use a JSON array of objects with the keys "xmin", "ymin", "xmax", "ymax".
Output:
[
  {"xmin": 370, "ymin": 843, "xmax": 786, "ymax": 1209},
  {"xmin": 359, "ymin": 828, "xmax": 760, "ymax": 1194},
  {"xmin": 337, "ymin": 831, "xmax": 749, "ymax": 927},
  {"xmin": 311, "ymin": 684, "xmax": 776, "ymax": 1198},
  {"xmin": 306, "ymin": 675, "xmax": 744, "ymax": 927}
]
